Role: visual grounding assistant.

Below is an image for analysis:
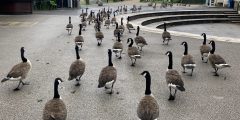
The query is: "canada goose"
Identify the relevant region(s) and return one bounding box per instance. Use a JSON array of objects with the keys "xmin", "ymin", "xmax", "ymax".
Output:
[
  {"xmin": 181, "ymin": 41, "xmax": 196, "ymax": 76},
  {"xmin": 114, "ymin": 22, "xmax": 120, "ymax": 39},
  {"xmin": 112, "ymin": 32, "xmax": 123, "ymax": 59},
  {"xmin": 1, "ymin": 47, "xmax": 31, "ymax": 91},
  {"xmin": 135, "ymin": 26, "xmax": 148, "ymax": 51},
  {"xmin": 94, "ymin": 14, "xmax": 101, "ymax": 32},
  {"xmin": 83, "ymin": 8, "xmax": 88, "ymax": 17},
  {"xmin": 80, "ymin": 9, "xmax": 84, "ymax": 17},
  {"xmin": 102, "ymin": 8, "xmax": 107, "ymax": 20},
  {"xmin": 98, "ymin": 49, "xmax": 117, "ymax": 94},
  {"xmin": 153, "ymin": 3, "xmax": 157, "ymax": 9},
  {"xmin": 87, "ymin": 11, "xmax": 93, "ymax": 25},
  {"xmin": 124, "ymin": 6, "xmax": 128, "ymax": 14},
  {"xmin": 165, "ymin": 51, "xmax": 185, "ymax": 100},
  {"xmin": 130, "ymin": 5, "xmax": 137, "ymax": 13},
  {"xmin": 119, "ymin": 6, "xmax": 123, "ymax": 13},
  {"xmin": 111, "ymin": 13, "xmax": 116, "ymax": 25},
  {"xmin": 138, "ymin": 6, "xmax": 142, "ymax": 12},
  {"xmin": 126, "ymin": 16, "xmax": 135, "ymax": 33},
  {"xmin": 104, "ymin": 14, "xmax": 110, "ymax": 29},
  {"xmin": 162, "ymin": 23, "xmax": 171, "ymax": 45},
  {"xmin": 138, "ymin": 71, "xmax": 159, "ymax": 120},
  {"xmin": 42, "ymin": 78, "xmax": 67, "ymax": 120},
  {"xmin": 127, "ymin": 38, "xmax": 141, "ymax": 66},
  {"xmin": 82, "ymin": 15, "xmax": 87, "ymax": 31},
  {"xmin": 66, "ymin": 16, "xmax": 73, "ymax": 35},
  {"xmin": 75, "ymin": 24, "xmax": 84, "ymax": 49},
  {"xmin": 68, "ymin": 45, "xmax": 86, "ymax": 86},
  {"xmin": 118, "ymin": 17, "xmax": 125, "ymax": 35},
  {"xmin": 95, "ymin": 20, "xmax": 104, "ymax": 46},
  {"xmin": 208, "ymin": 40, "xmax": 231, "ymax": 76},
  {"xmin": 200, "ymin": 33, "xmax": 211, "ymax": 63}
]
